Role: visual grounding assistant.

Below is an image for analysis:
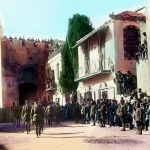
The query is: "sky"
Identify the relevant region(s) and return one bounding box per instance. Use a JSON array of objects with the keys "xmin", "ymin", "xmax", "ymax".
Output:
[{"xmin": 0, "ymin": 0, "xmax": 147, "ymax": 40}]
